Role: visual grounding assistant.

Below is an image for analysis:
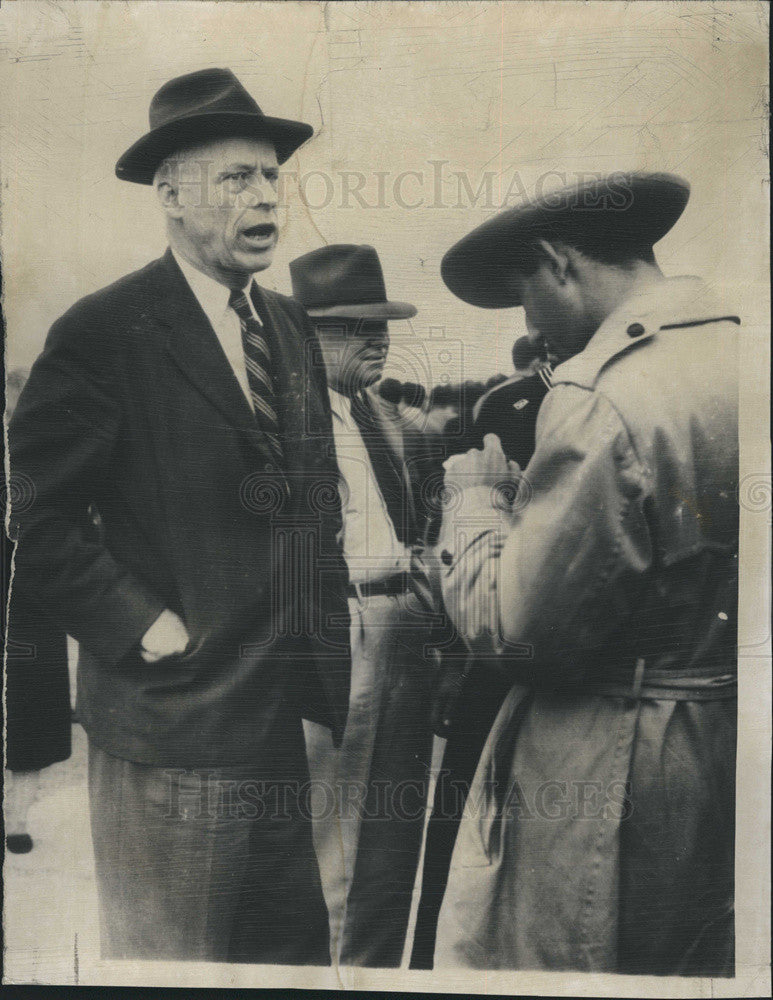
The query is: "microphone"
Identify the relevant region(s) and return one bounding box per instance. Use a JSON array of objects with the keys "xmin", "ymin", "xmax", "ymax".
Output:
[
  {"xmin": 401, "ymin": 382, "xmax": 427, "ymax": 409},
  {"xmin": 377, "ymin": 378, "xmax": 404, "ymax": 404},
  {"xmin": 512, "ymin": 336, "xmax": 544, "ymax": 371}
]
